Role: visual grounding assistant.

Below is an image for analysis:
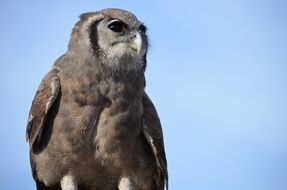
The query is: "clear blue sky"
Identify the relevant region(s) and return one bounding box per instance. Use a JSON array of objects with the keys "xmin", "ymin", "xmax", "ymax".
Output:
[{"xmin": 1, "ymin": 0, "xmax": 287, "ymax": 189}]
